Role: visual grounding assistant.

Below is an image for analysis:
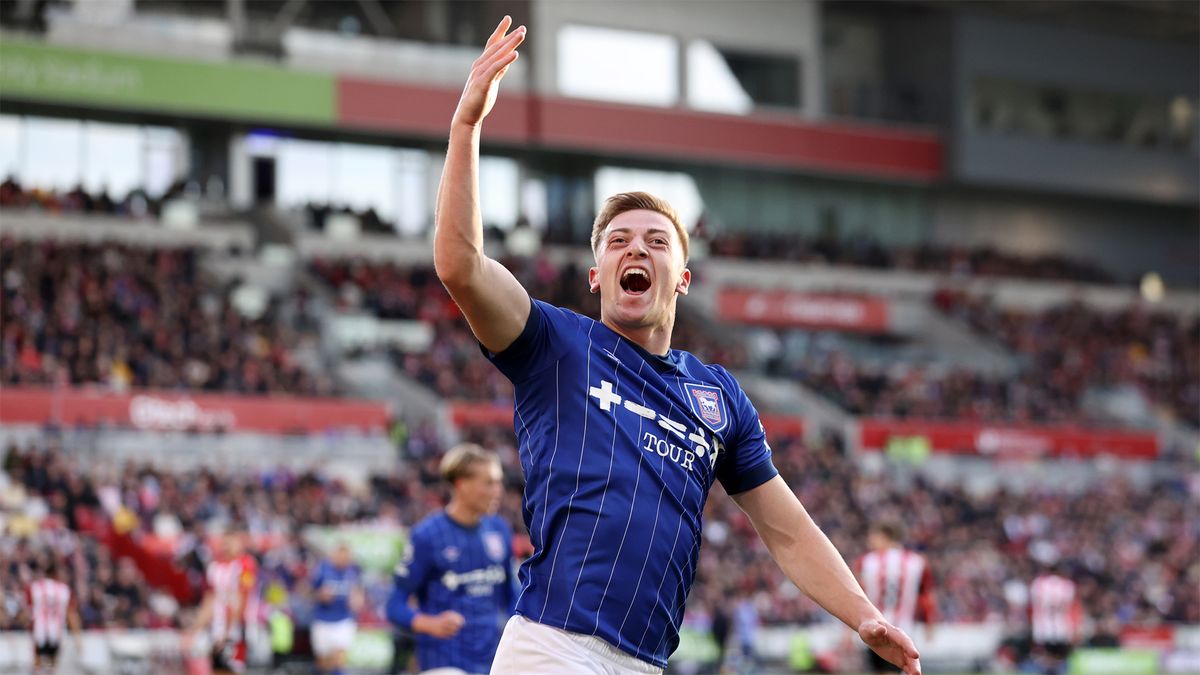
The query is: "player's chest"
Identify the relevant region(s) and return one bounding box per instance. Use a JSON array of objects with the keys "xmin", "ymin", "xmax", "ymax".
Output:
[
  {"xmin": 565, "ymin": 347, "xmax": 731, "ymax": 485},
  {"xmin": 430, "ymin": 528, "xmax": 508, "ymax": 572}
]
